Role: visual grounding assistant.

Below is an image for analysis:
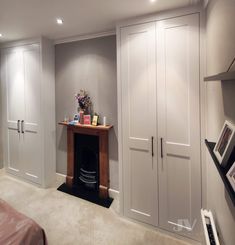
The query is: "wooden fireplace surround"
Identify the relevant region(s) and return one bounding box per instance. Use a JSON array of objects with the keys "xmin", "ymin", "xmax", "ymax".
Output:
[{"xmin": 59, "ymin": 122, "xmax": 113, "ymax": 199}]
